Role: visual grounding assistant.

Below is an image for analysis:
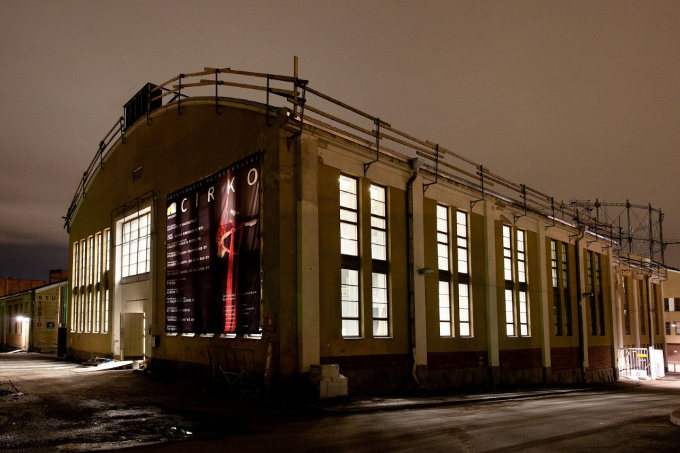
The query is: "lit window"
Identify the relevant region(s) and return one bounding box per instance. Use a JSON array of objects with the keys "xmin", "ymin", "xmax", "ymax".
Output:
[
  {"xmin": 437, "ymin": 205, "xmax": 473, "ymax": 338},
  {"xmin": 79, "ymin": 239, "xmax": 86, "ymax": 332},
  {"xmin": 370, "ymin": 184, "xmax": 389, "ymax": 337},
  {"xmin": 71, "ymin": 242, "xmax": 79, "ymax": 332},
  {"xmin": 551, "ymin": 240, "xmax": 562, "ymax": 336},
  {"xmin": 121, "ymin": 208, "xmax": 151, "ymax": 278},
  {"xmin": 340, "ymin": 175, "xmax": 361, "ymax": 338},
  {"xmin": 456, "ymin": 211, "xmax": 472, "ymax": 337},
  {"xmin": 372, "ymin": 272, "xmax": 389, "ymax": 336},
  {"xmin": 437, "ymin": 205, "xmax": 452, "ymax": 337},
  {"xmin": 505, "ymin": 289, "xmax": 515, "ymax": 336},
  {"xmin": 103, "ymin": 229, "xmax": 110, "ymax": 334},
  {"xmin": 341, "ymin": 269, "xmax": 360, "ymax": 337},
  {"xmin": 458, "ymin": 283, "xmax": 471, "ymax": 336},
  {"xmin": 561, "ymin": 242, "xmax": 572, "ymax": 336},
  {"xmin": 370, "ymin": 184, "xmax": 387, "ymax": 261},
  {"xmin": 439, "ymin": 281, "xmax": 451, "ymax": 336},
  {"xmin": 94, "ymin": 232, "xmax": 101, "ymax": 333},
  {"xmin": 503, "ymin": 225, "xmax": 530, "ymax": 337},
  {"xmin": 339, "ymin": 175, "xmax": 359, "ymax": 256},
  {"xmin": 87, "ymin": 236, "xmax": 94, "ymax": 332},
  {"xmin": 437, "ymin": 205, "xmax": 449, "ymax": 272}
]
